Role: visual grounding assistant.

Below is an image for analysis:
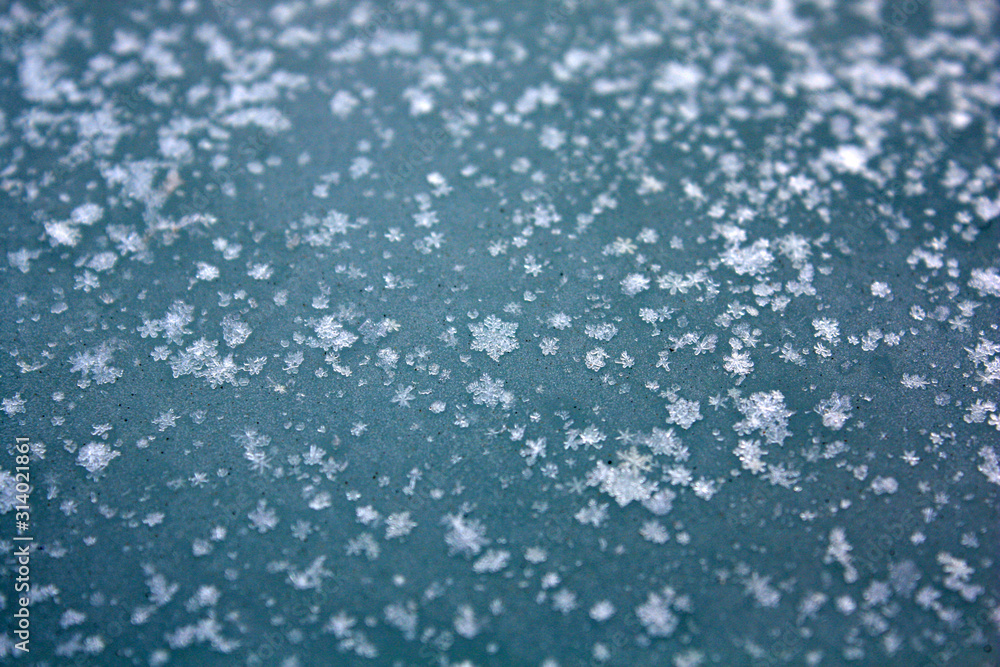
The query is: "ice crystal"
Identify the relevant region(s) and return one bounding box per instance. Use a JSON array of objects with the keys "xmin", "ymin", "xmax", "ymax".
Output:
[{"xmin": 469, "ymin": 315, "xmax": 519, "ymax": 362}]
